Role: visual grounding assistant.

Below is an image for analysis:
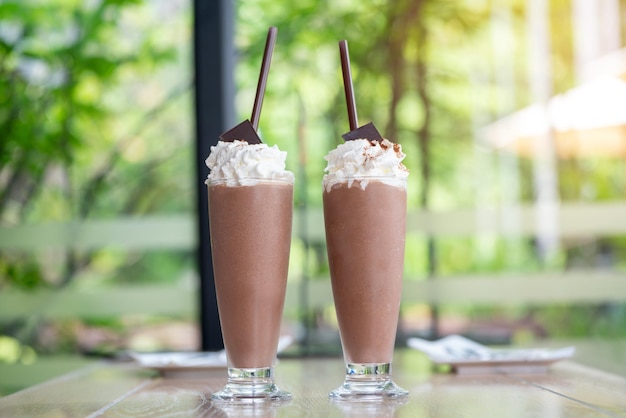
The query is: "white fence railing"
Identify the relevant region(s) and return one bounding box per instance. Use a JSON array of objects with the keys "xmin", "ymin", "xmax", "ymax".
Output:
[
  {"xmin": 1, "ymin": 202, "xmax": 625, "ymax": 320},
  {"xmin": 2, "ymin": 202, "xmax": 626, "ymax": 251}
]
